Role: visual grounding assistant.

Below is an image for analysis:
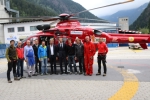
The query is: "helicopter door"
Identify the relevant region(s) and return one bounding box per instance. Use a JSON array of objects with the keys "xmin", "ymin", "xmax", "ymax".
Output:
[{"xmin": 39, "ymin": 36, "xmax": 54, "ymax": 46}]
